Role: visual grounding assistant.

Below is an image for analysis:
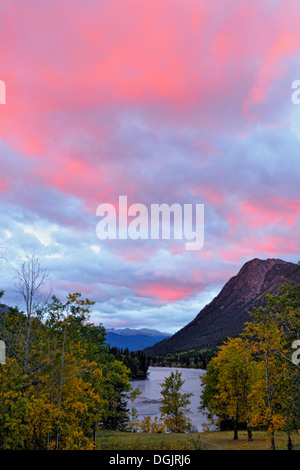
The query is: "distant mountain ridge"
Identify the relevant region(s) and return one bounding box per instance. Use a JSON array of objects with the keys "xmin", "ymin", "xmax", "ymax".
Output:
[
  {"xmin": 144, "ymin": 258, "xmax": 300, "ymax": 355},
  {"xmin": 106, "ymin": 327, "xmax": 171, "ymax": 351}
]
